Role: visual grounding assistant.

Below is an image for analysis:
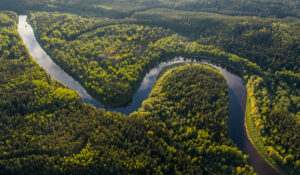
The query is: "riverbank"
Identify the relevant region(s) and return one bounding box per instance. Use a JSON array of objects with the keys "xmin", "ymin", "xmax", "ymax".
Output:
[
  {"xmin": 18, "ymin": 15, "xmax": 280, "ymax": 174},
  {"xmin": 245, "ymin": 90, "xmax": 285, "ymax": 175}
]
